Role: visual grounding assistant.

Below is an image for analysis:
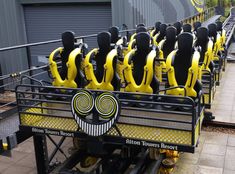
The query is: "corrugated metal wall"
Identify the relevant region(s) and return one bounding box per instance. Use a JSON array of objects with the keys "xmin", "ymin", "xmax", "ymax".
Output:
[
  {"xmin": 0, "ymin": 0, "xmax": 27, "ymax": 75},
  {"xmin": 111, "ymin": 0, "xmax": 205, "ymax": 29},
  {"xmin": 23, "ymin": 4, "xmax": 112, "ymax": 66}
]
